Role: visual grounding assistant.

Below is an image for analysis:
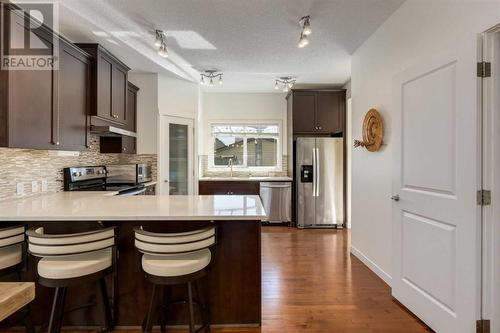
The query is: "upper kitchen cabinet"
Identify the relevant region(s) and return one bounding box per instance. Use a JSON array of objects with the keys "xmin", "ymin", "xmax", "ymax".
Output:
[
  {"xmin": 75, "ymin": 44, "xmax": 131, "ymax": 126},
  {"xmin": 99, "ymin": 81, "xmax": 139, "ymax": 154},
  {"xmin": 0, "ymin": 4, "xmax": 91, "ymax": 150},
  {"xmin": 287, "ymin": 90, "xmax": 346, "ymax": 135},
  {"xmin": 126, "ymin": 82, "xmax": 139, "ymax": 132}
]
